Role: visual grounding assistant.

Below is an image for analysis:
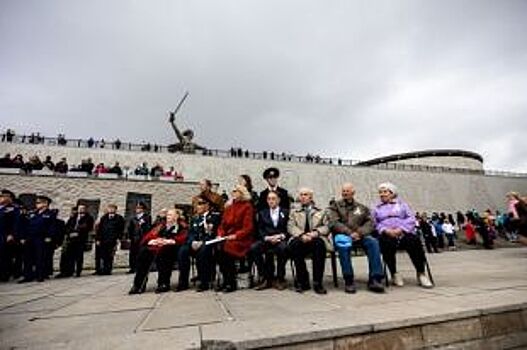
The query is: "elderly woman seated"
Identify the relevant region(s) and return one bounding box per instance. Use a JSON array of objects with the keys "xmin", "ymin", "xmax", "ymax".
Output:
[
  {"xmin": 216, "ymin": 184, "xmax": 255, "ymax": 293},
  {"xmin": 372, "ymin": 182, "xmax": 433, "ymax": 289},
  {"xmin": 129, "ymin": 209, "xmax": 188, "ymax": 294}
]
